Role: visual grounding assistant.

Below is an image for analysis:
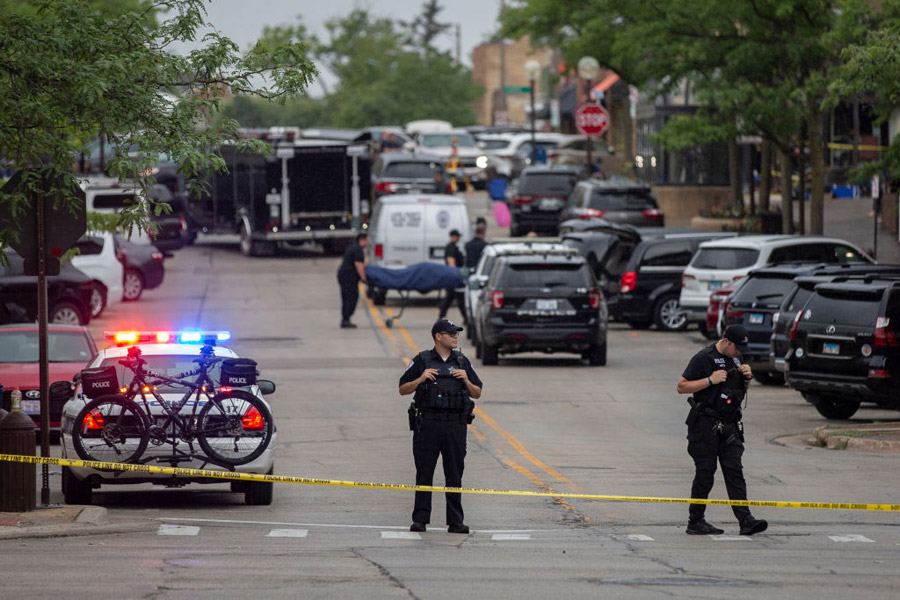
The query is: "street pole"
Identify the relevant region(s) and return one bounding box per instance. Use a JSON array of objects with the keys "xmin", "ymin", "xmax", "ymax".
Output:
[
  {"xmin": 577, "ymin": 56, "xmax": 600, "ymax": 176},
  {"xmin": 529, "ymin": 79, "xmax": 536, "ymax": 163},
  {"xmin": 36, "ymin": 190, "xmax": 50, "ymax": 506},
  {"xmin": 585, "ymin": 79, "xmax": 593, "ymax": 175},
  {"xmin": 524, "ymin": 60, "xmax": 541, "ymax": 165}
]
